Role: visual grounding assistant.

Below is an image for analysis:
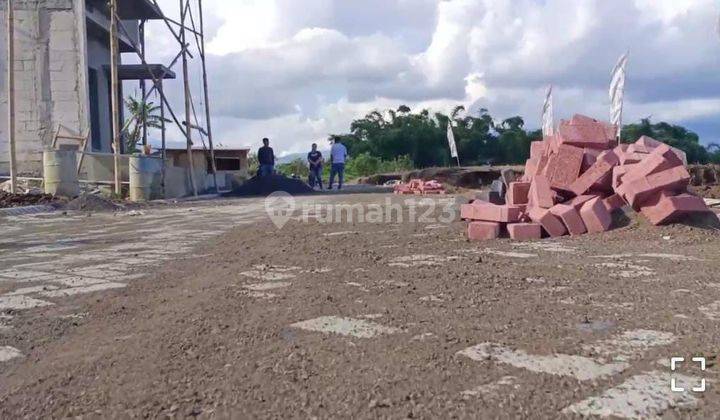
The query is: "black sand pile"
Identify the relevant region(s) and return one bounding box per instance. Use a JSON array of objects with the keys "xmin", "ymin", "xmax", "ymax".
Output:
[
  {"xmin": 224, "ymin": 175, "xmax": 314, "ymax": 197},
  {"xmin": 0, "ymin": 191, "xmax": 60, "ymax": 208},
  {"xmin": 65, "ymin": 194, "xmax": 122, "ymax": 212}
]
